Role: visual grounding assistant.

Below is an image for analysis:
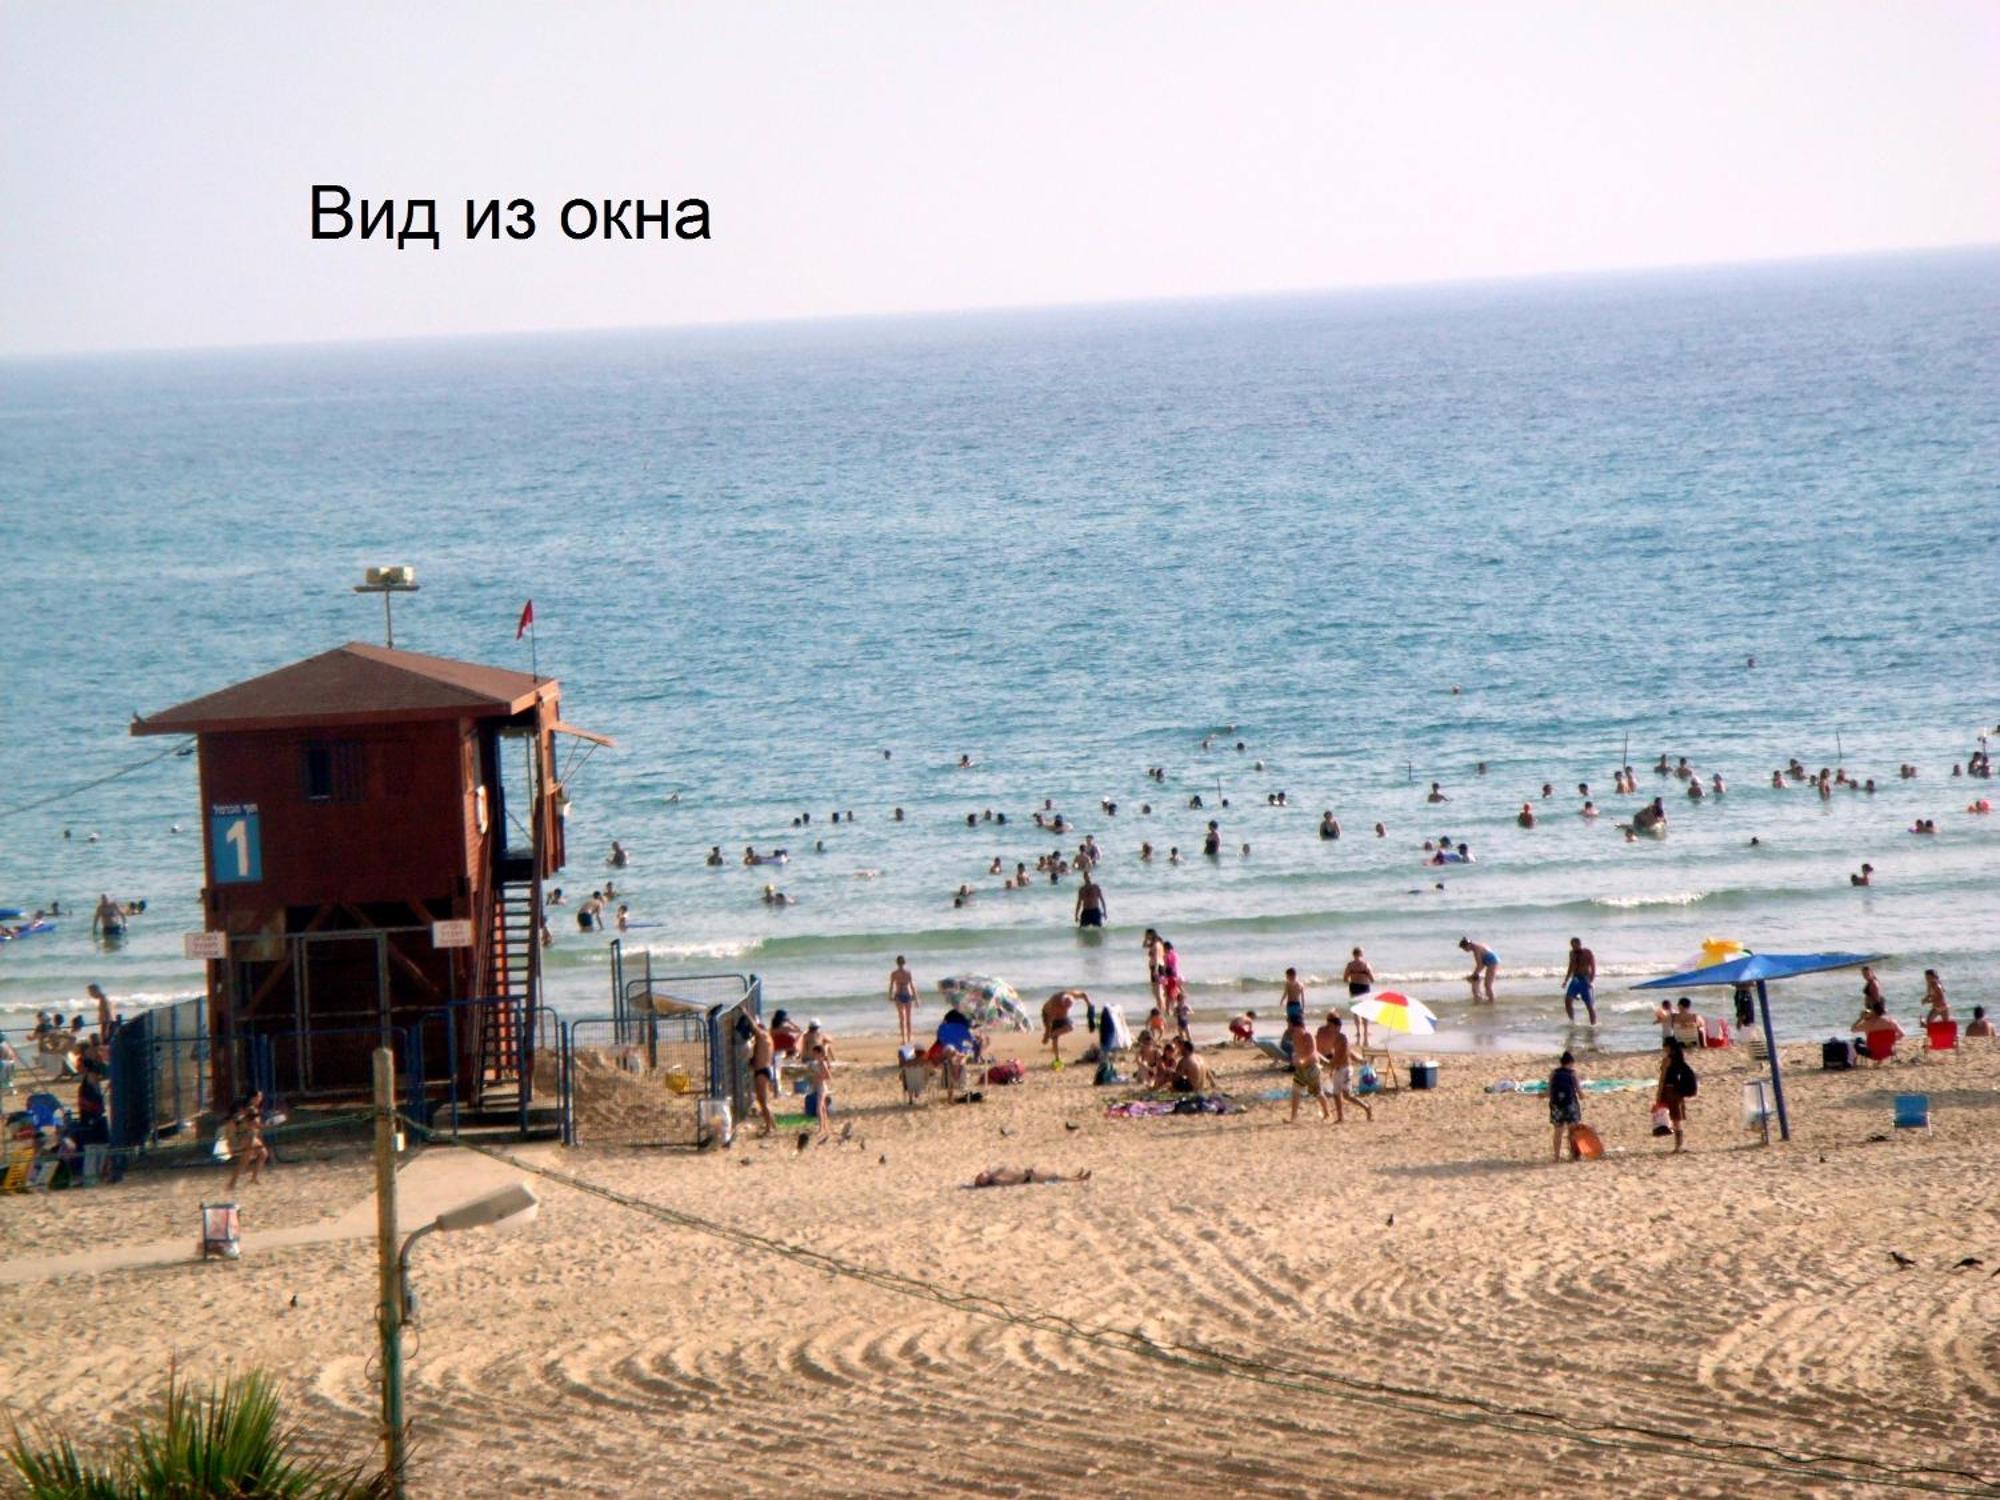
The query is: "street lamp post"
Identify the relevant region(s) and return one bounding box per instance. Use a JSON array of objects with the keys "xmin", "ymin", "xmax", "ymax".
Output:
[
  {"xmin": 370, "ymin": 1046, "xmax": 538, "ymax": 1498},
  {"xmin": 353, "ymin": 566, "xmax": 419, "ymax": 648}
]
